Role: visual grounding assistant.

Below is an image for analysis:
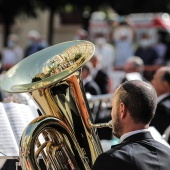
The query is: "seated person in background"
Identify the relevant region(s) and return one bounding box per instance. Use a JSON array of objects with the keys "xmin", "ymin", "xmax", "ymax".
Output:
[
  {"xmin": 82, "ymin": 64, "xmax": 101, "ymax": 95},
  {"xmin": 121, "ymin": 56, "xmax": 147, "ymax": 83},
  {"xmin": 89, "ymin": 53, "xmax": 109, "ymax": 94},
  {"xmin": 89, "ymin": 54, "xmax": 112, "ymax": 140},
  {"xmin": 150, "ymin": 66, "xmax": 170, "ymax": 136},
  {"xmin": 1, "ymin": 34, "xmax": 24, "ymax": 71},
  {"xmin": 92, "ymin": 80, "xmax": 170, "ymax": 170},
  {"xmin": 73, "ymin": 28, "xmax": 88, "ymax": 40},
  {"xmin": 135, "ymin": 32, "xmax": 159, "ymax": 65},
  {"xmin": 24, "ymin": 30, "xmax": 44, "ymax": 58},
  {"xmin": 94, "ymin": 33, "xmax": 115, "ymax": 76}
]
